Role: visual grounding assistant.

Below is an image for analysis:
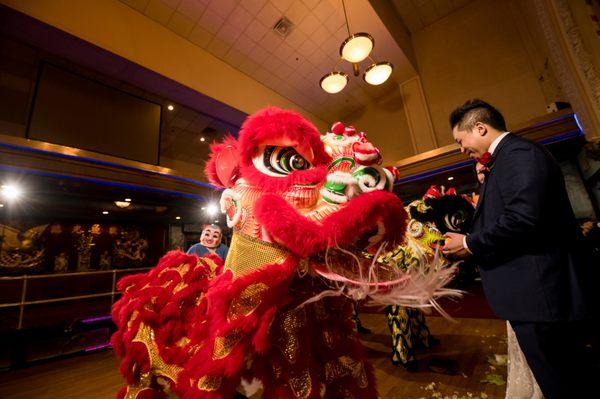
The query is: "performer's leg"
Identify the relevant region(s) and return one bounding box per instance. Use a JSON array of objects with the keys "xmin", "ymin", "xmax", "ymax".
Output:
[
  {"xmin": 386, "ymin": 305, "xmax": 416, "ymax": 369},
  {"xmin": 510, "ymin": 320, "xmax": 591, "ymax": 398},
  {"xmin": 352, "ymin": 302, "xmax": 371, "ymax": 334},
  {"xmin": 407, "ymin": 308, "xmax": 437, "ymax": 348}
]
